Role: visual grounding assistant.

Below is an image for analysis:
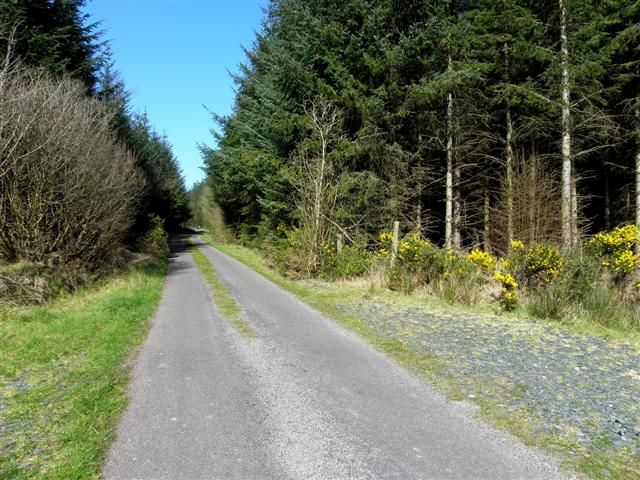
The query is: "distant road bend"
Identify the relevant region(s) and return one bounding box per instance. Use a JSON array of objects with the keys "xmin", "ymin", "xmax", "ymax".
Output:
[{"xmin": 103, "ymin": 236, "xmax": 572, "ymax": 480}]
